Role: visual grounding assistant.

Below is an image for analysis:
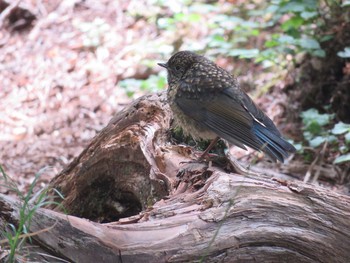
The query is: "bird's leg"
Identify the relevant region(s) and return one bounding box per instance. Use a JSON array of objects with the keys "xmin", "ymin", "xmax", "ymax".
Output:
[{"xmin": 198, "ymin": 137, "xmax": 220, "ymax": 161}]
